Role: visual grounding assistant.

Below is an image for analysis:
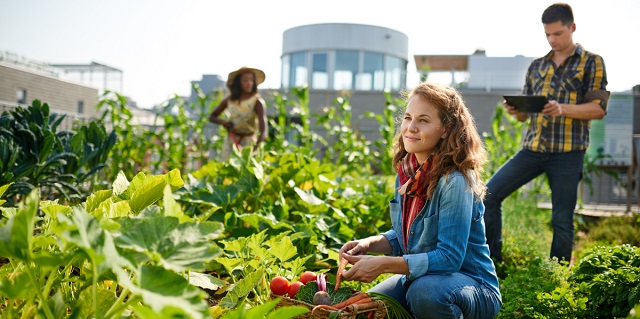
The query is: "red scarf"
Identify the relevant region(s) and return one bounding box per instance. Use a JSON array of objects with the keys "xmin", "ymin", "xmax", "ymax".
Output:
[{"xmin": 398, "ymin": 154, "xmax": 434, "ymax": 249}]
